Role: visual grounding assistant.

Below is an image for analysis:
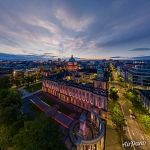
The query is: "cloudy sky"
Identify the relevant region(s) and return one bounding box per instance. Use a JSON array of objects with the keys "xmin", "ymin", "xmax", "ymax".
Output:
[{"xmin": 0, "ymin": 0, "xmax": 150, "ymax": 59}]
